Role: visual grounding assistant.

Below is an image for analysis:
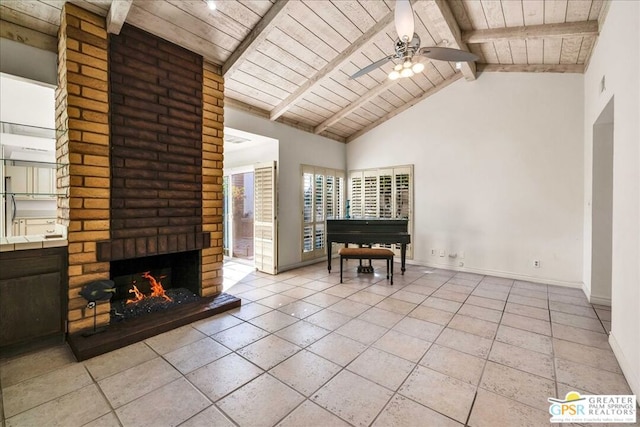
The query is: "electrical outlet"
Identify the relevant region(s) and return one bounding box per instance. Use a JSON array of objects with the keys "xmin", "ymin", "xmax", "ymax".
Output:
[
  {"xmin": 439, "ymin": 250, "xmax": 445, "ymax": 257},
  {"xmin": 533, "ymin": 260, "xmax": 541, "ymax": 268},
  {"xmin": 459, "ymin": 251, "xmax": 465, "ymax": 259}
]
